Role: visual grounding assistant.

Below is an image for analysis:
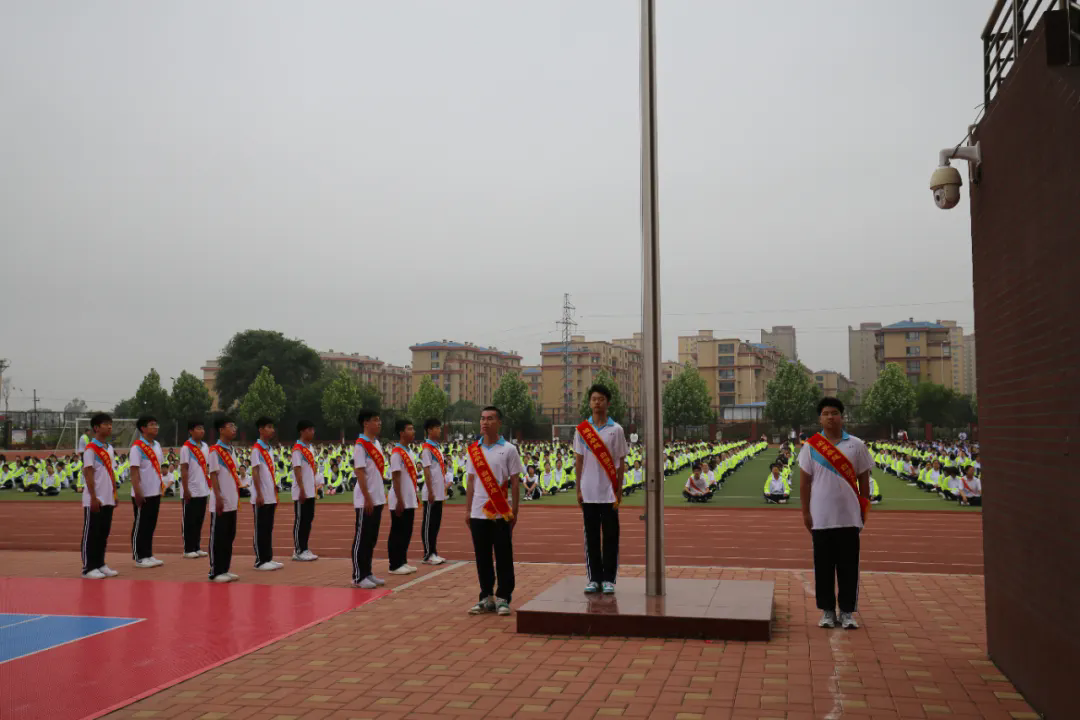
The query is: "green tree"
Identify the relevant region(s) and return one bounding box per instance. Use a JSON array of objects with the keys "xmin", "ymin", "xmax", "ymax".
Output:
[
  {"xmin": 170, "ymin": 371, "xmax": 214, "ymax": 424},
  {"xmin": 113, "ymin": 397, "xmax": 139, "ymax": 418},
  {"xmin": 577, "ymin": 368, "xmax": 629, "ymax": 423},
  {"xmin": 321, "ymin": 369, "xmax": 366, "ymax": 441},
  {"xmin": 915, "ymin": 382, "xmax": 956, "ymax": 427},
  {"xmin": 64, "ymin": 398, "xmax": 89, "ymax": 415},
  {"xmin": 132, "ymin": 368, "xmax": 171, "ymax": 422},
  {"xmin": 408, "ymin": 375, "xmax": 449, "ymax": 427},
  {"xmin": 948, "ymin": 393, "xmax": 977, "ymax": 428},
  {"xmin": 662, "ymin": 362, "xmax": 714, "ymax": 430},
  {"xmin": 863, "ymin": 363, "xmax": 917, "ymax": 433},
  {"xmin": 214, "ymin": 330, "xmax": 322, "ymax": 411},
  {"xmin": 492, "ymin": 371, "xmax": 536, "ymax": 438},
  {"xmin": 764, "ymin": 359, "xmax": 820, "ymax": 432},
  {"xmin": 238, "ymin": 366, "xmax": 287, "ymax": 427}
]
